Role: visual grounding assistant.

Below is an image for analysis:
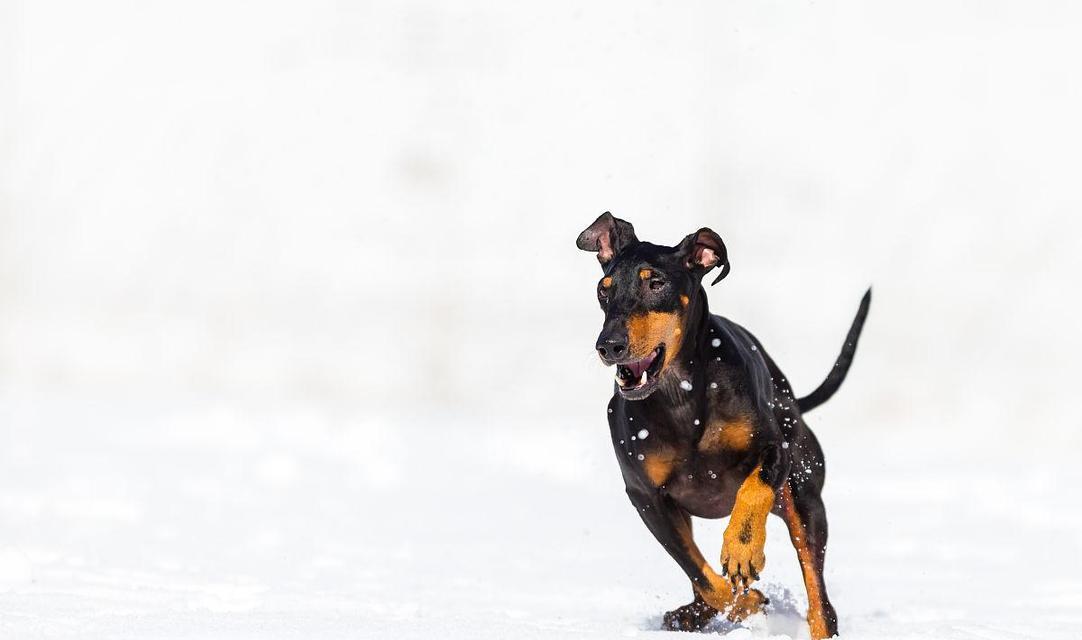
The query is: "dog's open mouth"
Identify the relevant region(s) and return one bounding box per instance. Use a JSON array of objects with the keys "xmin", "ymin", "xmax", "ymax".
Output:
[{"xmin": 615, "ymin": 345, "xmax": 665, "ymax": 394}]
